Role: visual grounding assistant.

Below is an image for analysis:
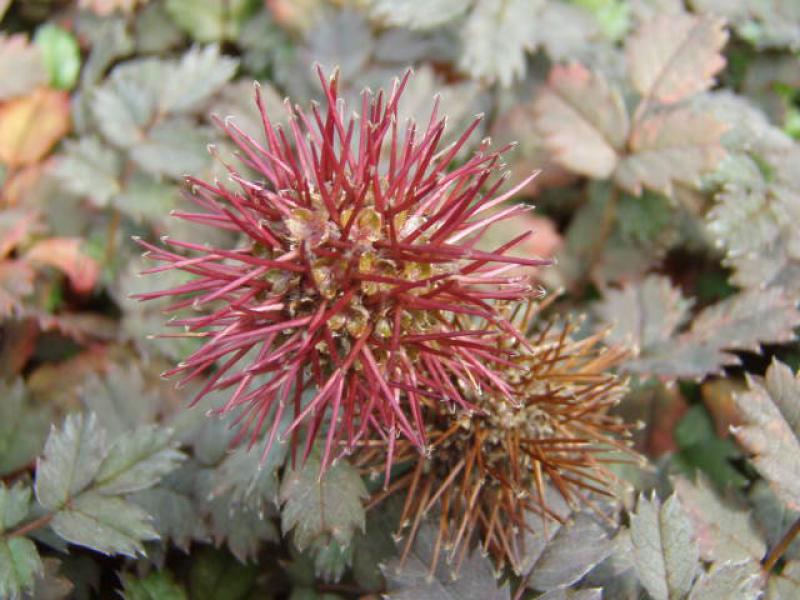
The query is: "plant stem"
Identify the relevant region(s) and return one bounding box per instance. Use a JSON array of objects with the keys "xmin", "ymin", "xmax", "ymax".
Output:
[
  {"xmin": 763, "ymin": 516, "xmax": 800, "ymax": 573},
  {"xmin": 6, "ymin": 512, "xmax": 54, "ymax": 539}
]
